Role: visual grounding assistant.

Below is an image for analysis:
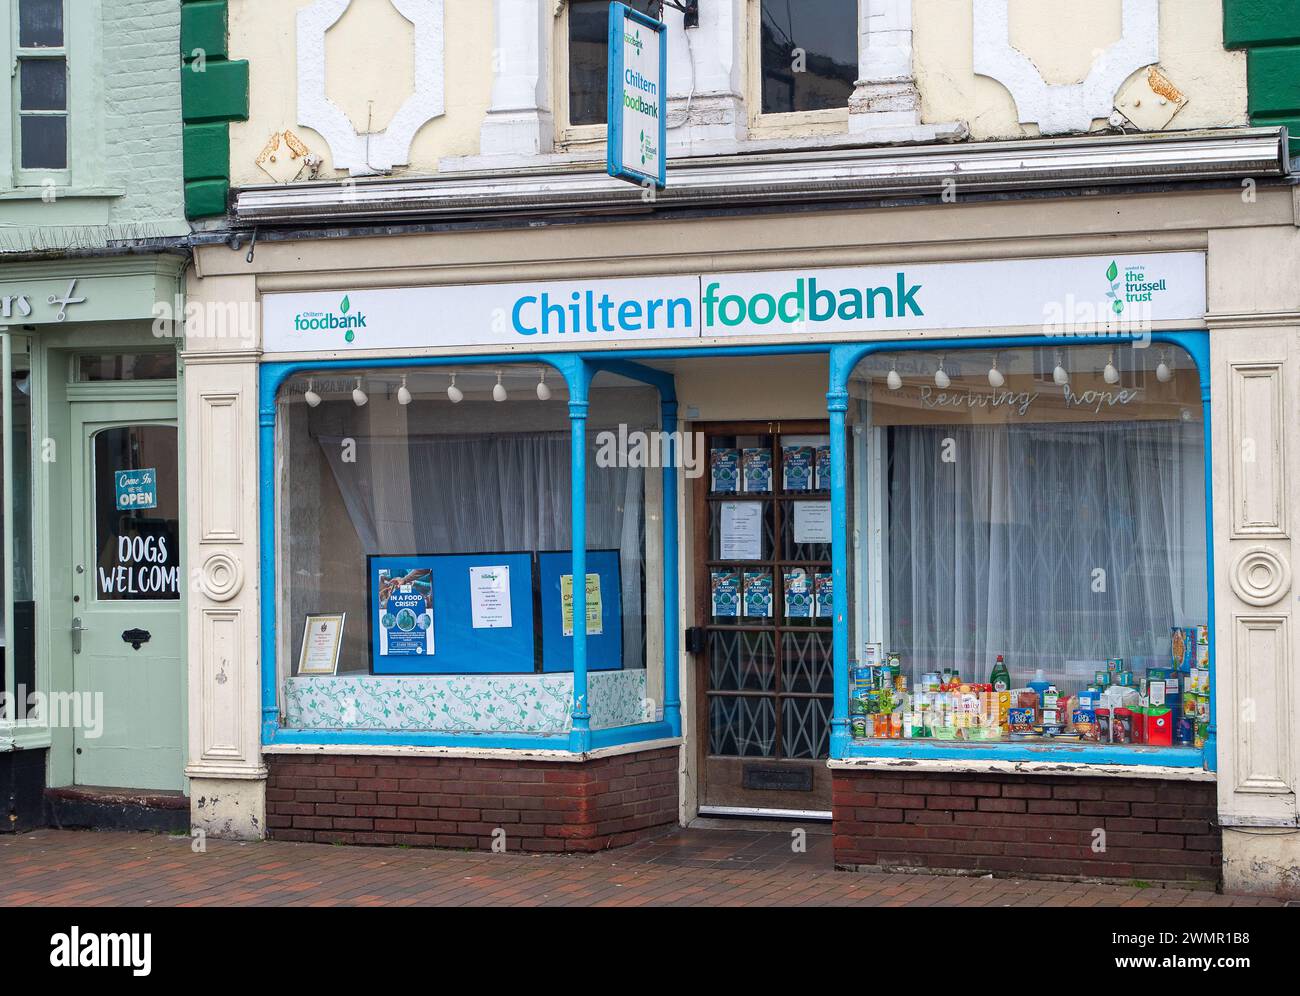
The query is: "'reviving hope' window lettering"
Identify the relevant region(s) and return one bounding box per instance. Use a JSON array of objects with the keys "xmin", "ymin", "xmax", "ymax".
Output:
[{"xmin": 848, "ymin": 343, "xmax": 1209, "ymax": 752}]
